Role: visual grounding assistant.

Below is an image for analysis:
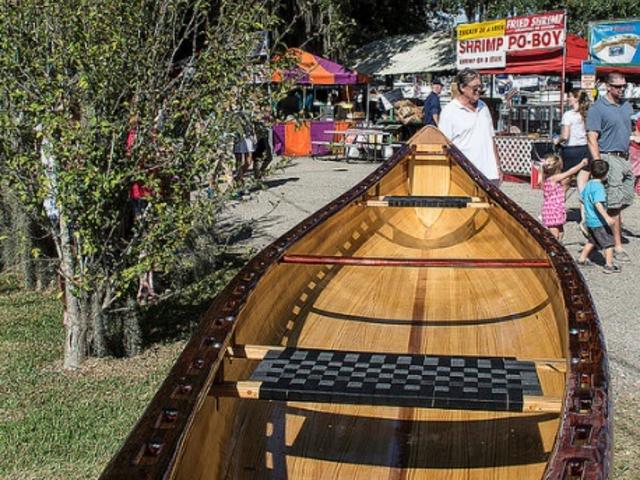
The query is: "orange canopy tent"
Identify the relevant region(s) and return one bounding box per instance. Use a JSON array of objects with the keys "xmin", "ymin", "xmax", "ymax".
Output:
[{"xmin": 272, "ymin": 48, "xmax": 368, "ymax": 85}]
